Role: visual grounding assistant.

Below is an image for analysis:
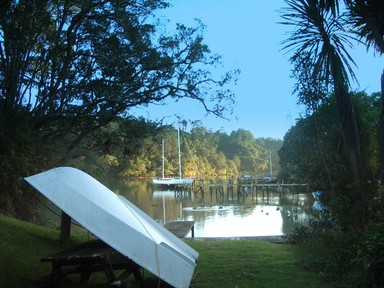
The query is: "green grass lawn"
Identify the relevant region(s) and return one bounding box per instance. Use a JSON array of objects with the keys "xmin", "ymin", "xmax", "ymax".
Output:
[
  {"xmin": 0, "ymin": 214, "xmax": 328, "ymax": 287},
  {"xmin": 187, "ymin": 240, "xmax": 328, "ymax": 288},
  {"xmin": 0, "ymin": 215, "xmax": 60, "ymax": 287}
]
